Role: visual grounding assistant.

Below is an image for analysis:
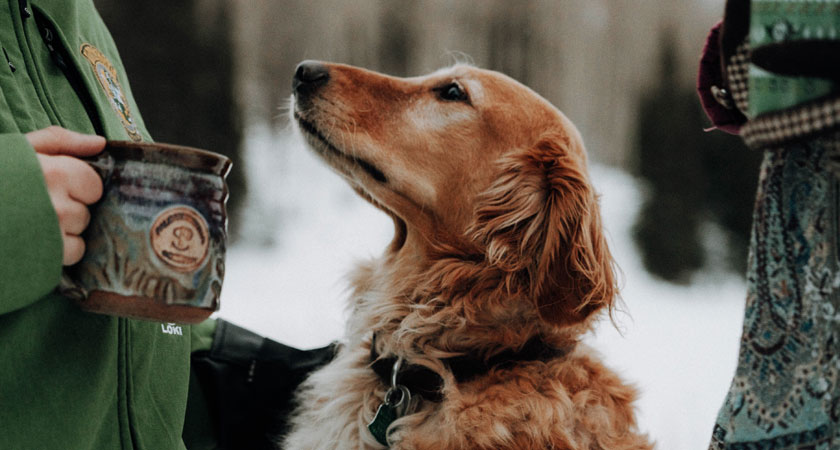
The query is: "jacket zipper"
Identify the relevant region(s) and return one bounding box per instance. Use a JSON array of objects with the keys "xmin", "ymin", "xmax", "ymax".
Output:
[
  {"xmin": 33, "ymin": 11, "xmax": 105, "ymax": 136},
  {"xmin": 2, "ymin": 47, "xmax": 15, "ymax": 73},
  {"xmin": 19, "ymin": 0, "xmax": 31, "ymax": 18},
  {"xmin": 20, "ymin": 6, "xmax": 135, "ymax": 448}
]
